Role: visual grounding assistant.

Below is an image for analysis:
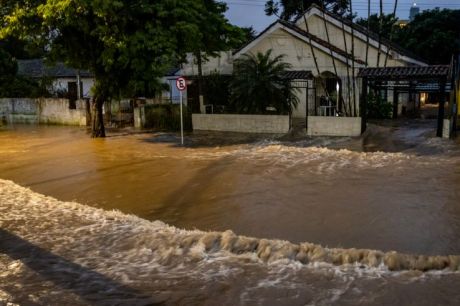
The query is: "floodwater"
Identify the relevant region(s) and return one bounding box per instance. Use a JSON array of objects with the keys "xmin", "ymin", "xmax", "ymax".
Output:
[{"xmin": 1, "ymin": 121, "xmax": 460, "ymax": 305}]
